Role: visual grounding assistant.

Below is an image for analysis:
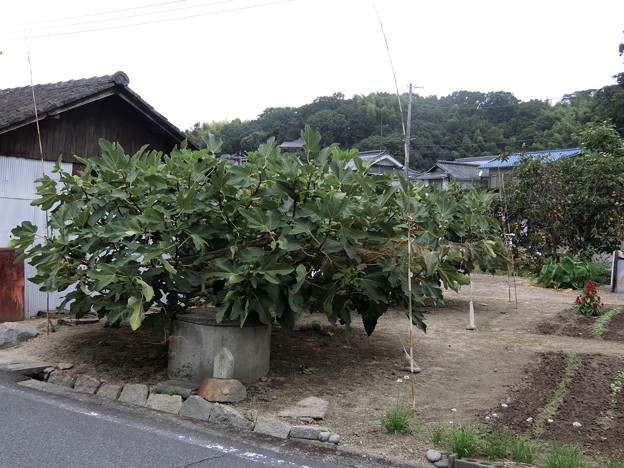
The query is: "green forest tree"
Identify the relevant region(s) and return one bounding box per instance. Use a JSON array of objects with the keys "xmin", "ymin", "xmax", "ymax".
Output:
[{"xmin": 187, "ymin": 83, "xmax": 622, "ymax": 172}]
